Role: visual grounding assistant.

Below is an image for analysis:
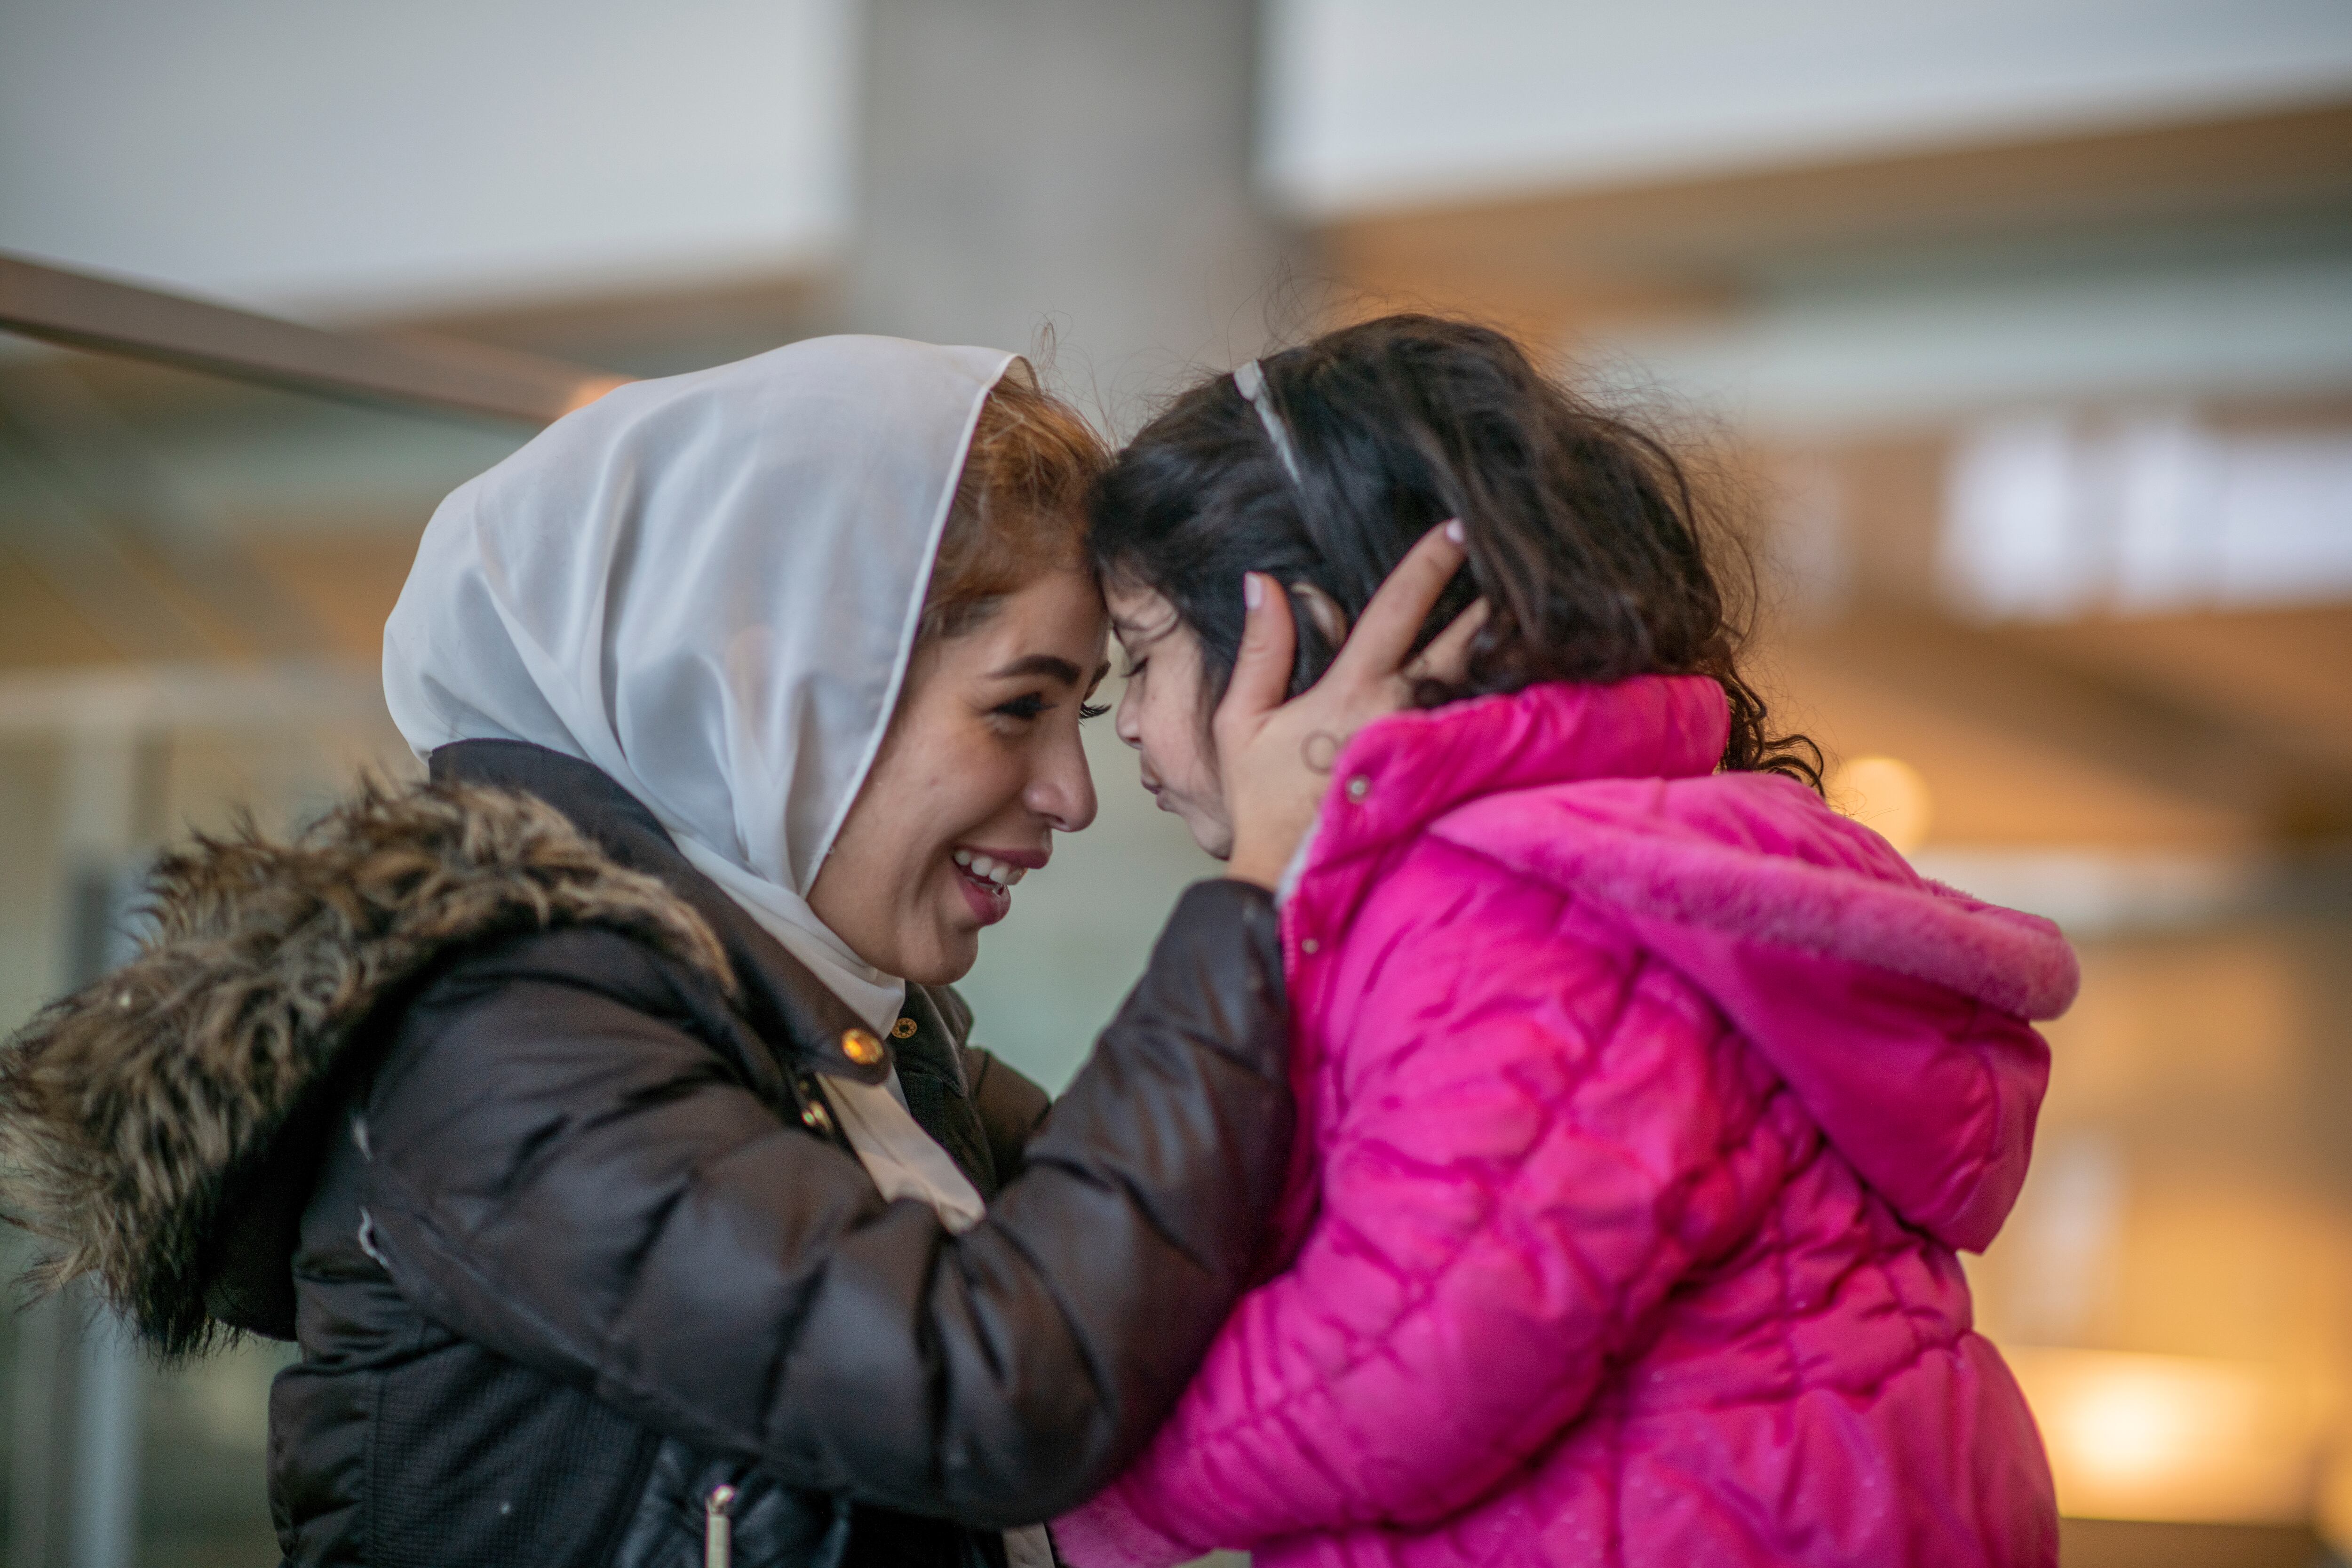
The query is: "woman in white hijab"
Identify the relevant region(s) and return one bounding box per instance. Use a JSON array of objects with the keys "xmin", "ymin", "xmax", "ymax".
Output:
[
  {"xmin": 382, "ymin": 334, "xmax": 1106, "ymax": 1239},
  {"xmin": 364, "ymin": 334, "xmax": 1274, "ymax": 1568},
  {"xmin": 5, "ymin": 333, "xmax": 1463, "ymax": 1568}
]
